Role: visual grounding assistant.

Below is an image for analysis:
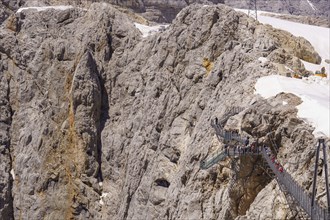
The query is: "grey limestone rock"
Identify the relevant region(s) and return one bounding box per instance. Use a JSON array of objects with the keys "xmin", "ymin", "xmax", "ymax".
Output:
[
  {"xmin": 0, "ymin": 2, "xmax": 327, "ymax": 220},
  {"xmin": 235, "ymin": 92, "xmax": 330, "ymax": 219},
  {"xmin": 17, "ymin": 0, "xmax": 225, "ymax": 23},
  {"xmin": 14, "ymin": 0, "xmax": 329, "ymax": 24},
  {"xmin": 0, "ymin": 54, "xmax": 14, "ymax": 220},
  {"xmin": 225, "ymin": 0, "xmax": 329, "ymax": 19}
]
